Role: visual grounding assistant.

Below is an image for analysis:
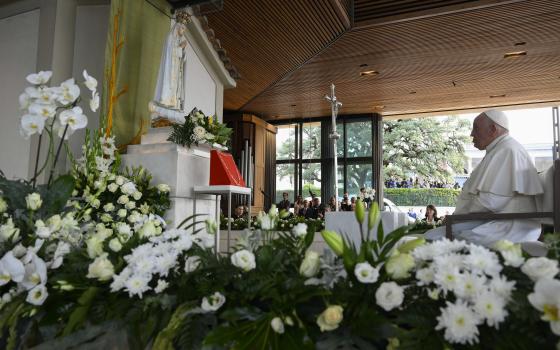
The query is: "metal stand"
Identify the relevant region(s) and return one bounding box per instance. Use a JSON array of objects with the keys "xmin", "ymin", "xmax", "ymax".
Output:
[{"xmin": 193, "ymin": 185, "xmax": 252, "ymax": 253}]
